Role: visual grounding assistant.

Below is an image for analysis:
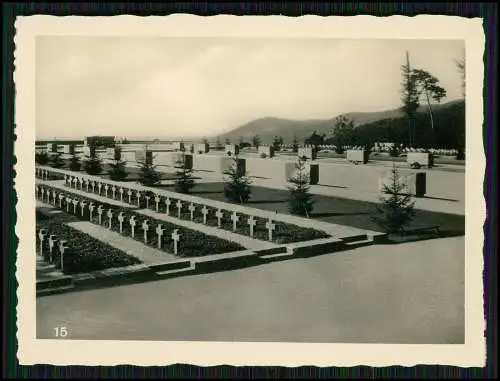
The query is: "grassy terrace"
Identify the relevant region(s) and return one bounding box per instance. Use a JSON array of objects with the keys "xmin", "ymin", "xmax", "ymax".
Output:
[
  {"xmin": 156, "ymin": 182, "xmax": 466, "ymax": 239},
  {"xmin": 39, "ymin": 185, "xmax": 247, "ymax": 257},
  {"xmin": 36, "ymin": 210, "xmax": 141, "ymax": 274}
]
